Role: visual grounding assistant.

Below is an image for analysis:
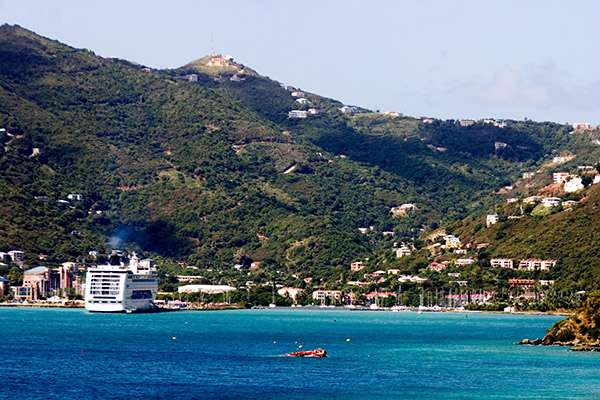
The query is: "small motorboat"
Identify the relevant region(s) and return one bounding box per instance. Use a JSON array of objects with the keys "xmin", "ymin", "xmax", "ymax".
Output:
[{"xmin": 282, "ymin": 348, "xmax": 327, "ymax": 357}]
